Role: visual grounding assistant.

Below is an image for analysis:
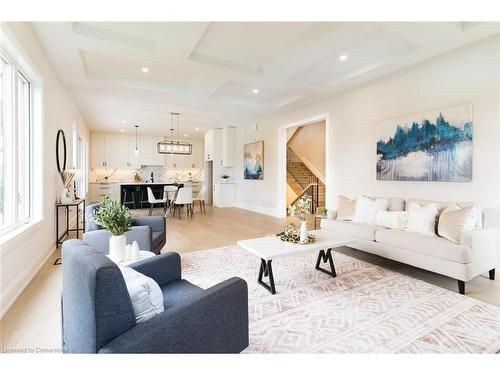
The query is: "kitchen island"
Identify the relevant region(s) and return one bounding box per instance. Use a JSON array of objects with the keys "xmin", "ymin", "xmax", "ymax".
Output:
[{"xmin": 120, "ymin": 182, "xmax": 184, "ymax": 209}]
